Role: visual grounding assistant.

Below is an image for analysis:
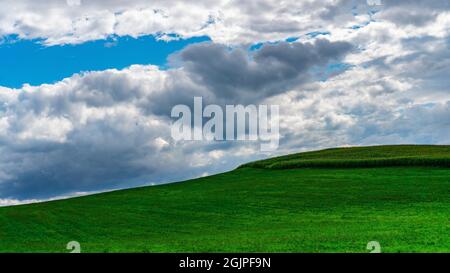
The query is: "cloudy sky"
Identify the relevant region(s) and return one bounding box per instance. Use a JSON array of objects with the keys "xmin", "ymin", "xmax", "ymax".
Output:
[{"xmin": 0, "ymin": 0, "xmax": 449, "ymax": 204}]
